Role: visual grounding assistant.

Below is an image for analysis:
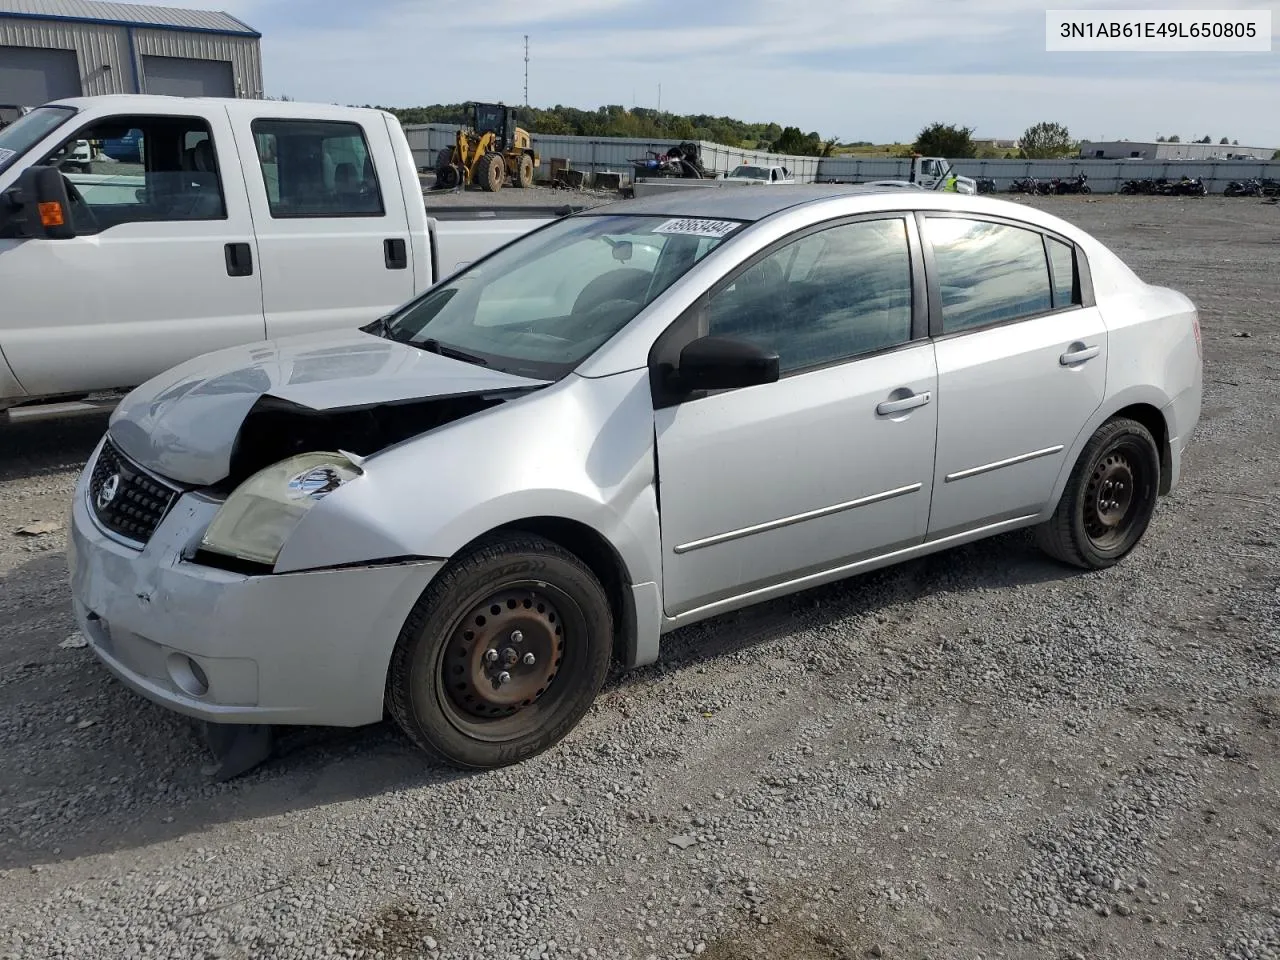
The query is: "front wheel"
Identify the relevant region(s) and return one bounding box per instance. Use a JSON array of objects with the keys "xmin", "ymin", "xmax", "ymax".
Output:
[
  {"xmin": 1034, "ymin": 417, "xmax": 1161, "ymax": 570},
  {"xmin": 386, "ymin": 533, "xmax": 614, "ymax": 769},
  {"xmin": 1080, "ymin": 184, "xmax": 1092, "ymax": 194}
]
